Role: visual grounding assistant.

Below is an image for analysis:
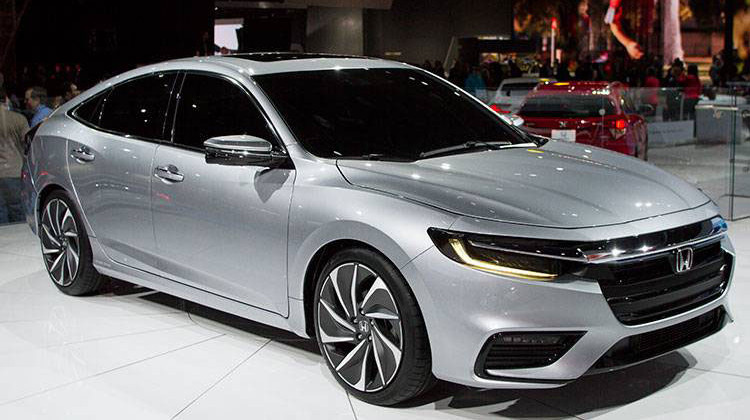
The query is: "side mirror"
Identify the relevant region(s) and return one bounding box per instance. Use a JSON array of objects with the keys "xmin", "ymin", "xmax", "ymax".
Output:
[{"xmin": 204, "ymin": 135, "xmax": 287, "ymax": 167}]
